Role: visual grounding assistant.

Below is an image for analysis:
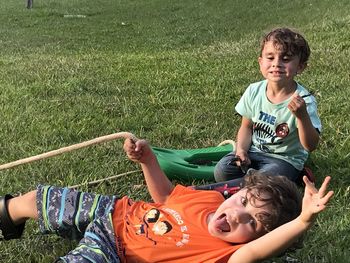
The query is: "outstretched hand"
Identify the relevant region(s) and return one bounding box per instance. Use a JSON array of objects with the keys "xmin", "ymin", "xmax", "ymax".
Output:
[{"xmin": 300, "ymin": 176, "xmax": 334, "ymax": 224}]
